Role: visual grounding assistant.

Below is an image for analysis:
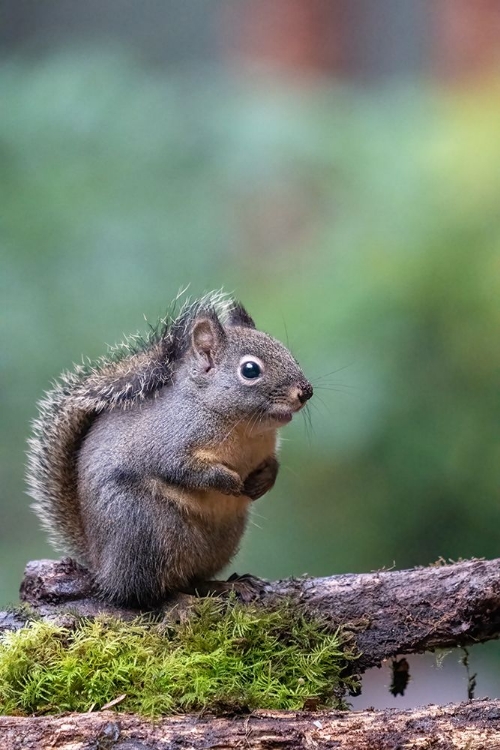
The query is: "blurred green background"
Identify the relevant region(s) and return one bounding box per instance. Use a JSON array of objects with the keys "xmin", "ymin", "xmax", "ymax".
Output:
[{"xmin": 1, "ymin": 0, "xmax": 500, "ymax": 705}]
